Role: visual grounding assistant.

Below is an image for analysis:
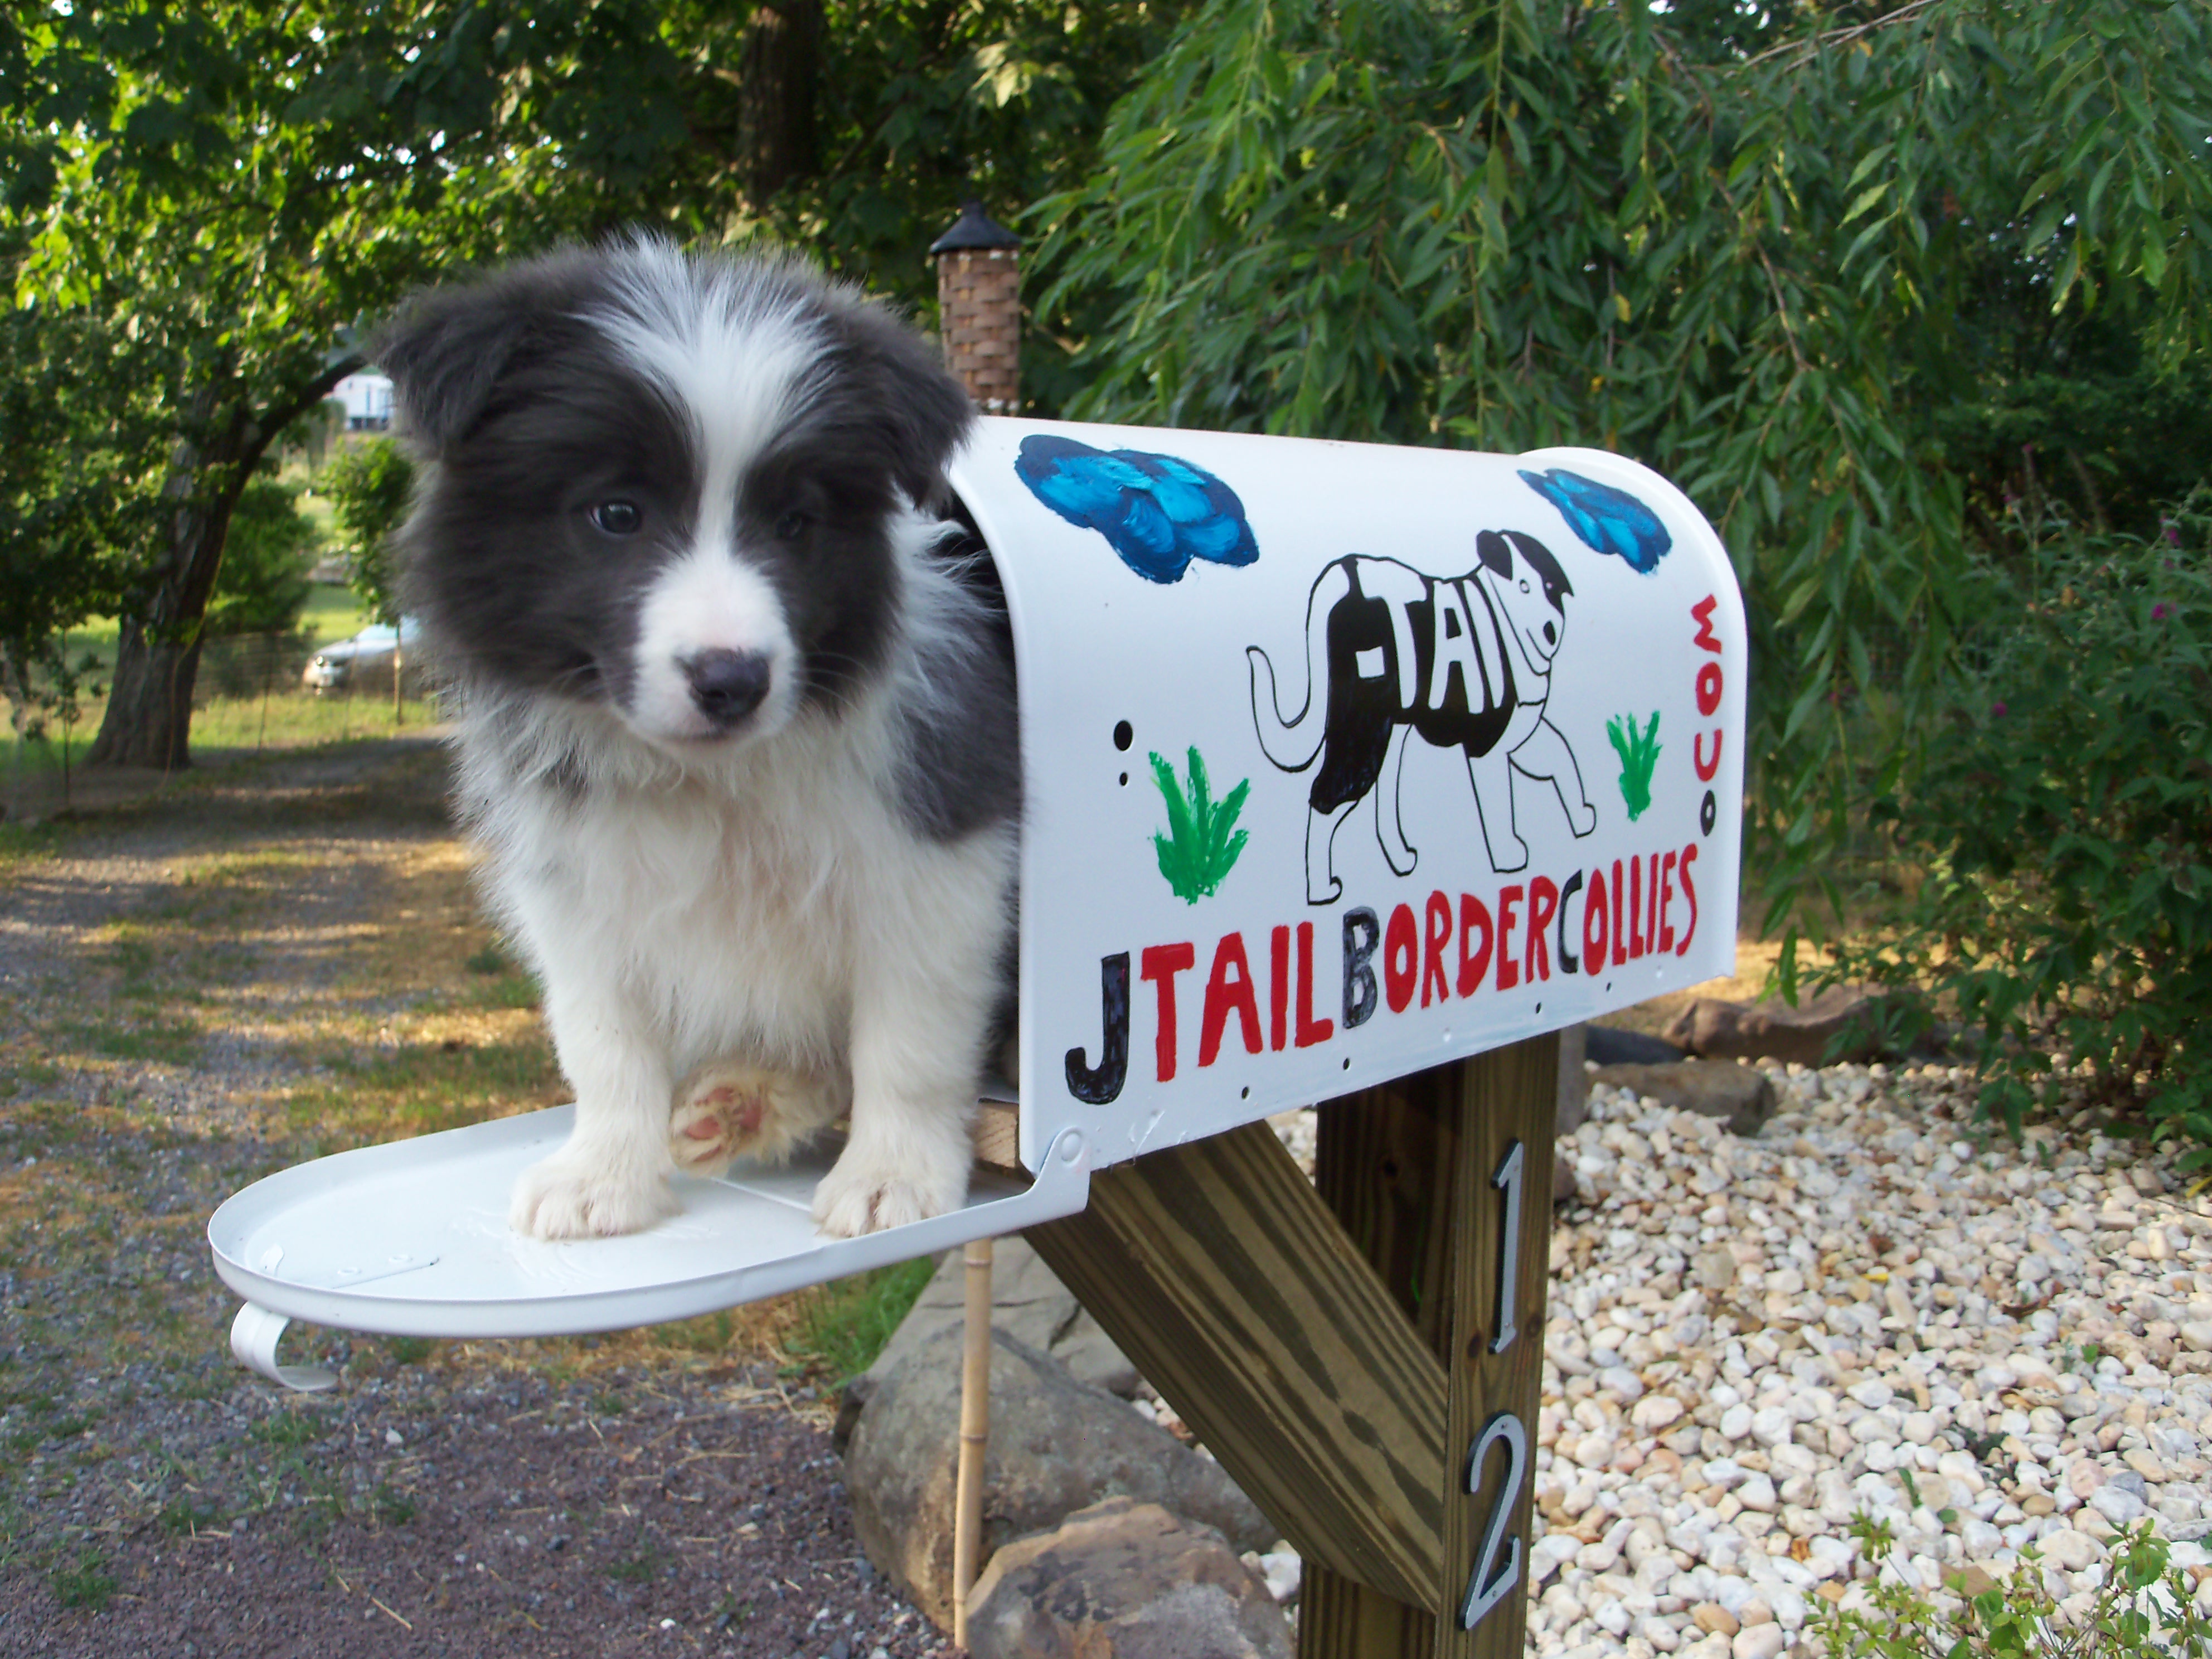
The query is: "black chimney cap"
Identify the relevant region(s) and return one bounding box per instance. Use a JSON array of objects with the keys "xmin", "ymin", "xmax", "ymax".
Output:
[{"xmin": 930, "ymin": 199, "xmax": 1021, "ymax": 256}]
